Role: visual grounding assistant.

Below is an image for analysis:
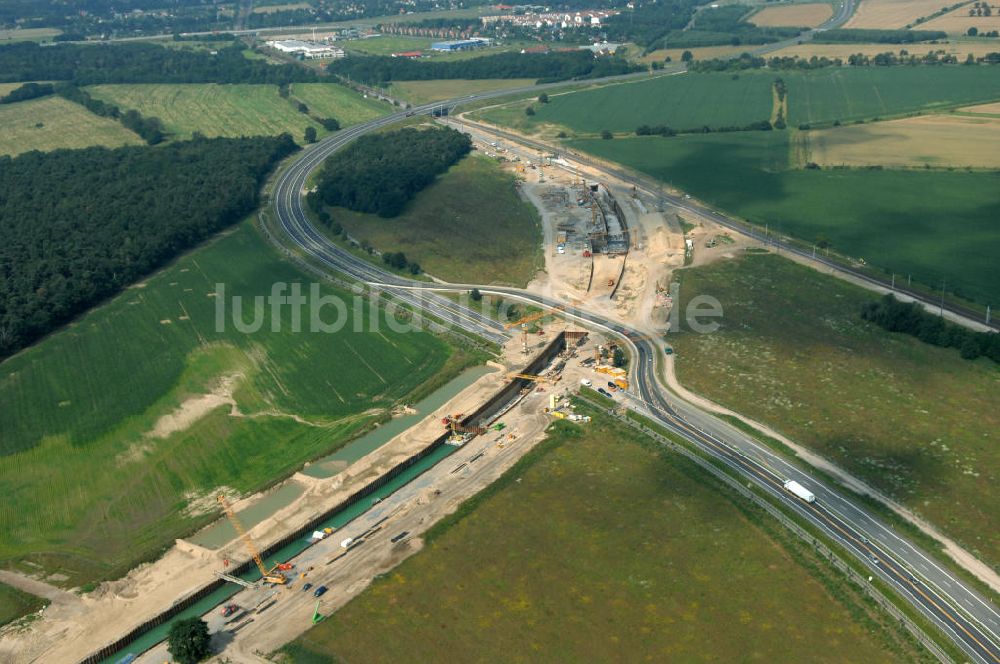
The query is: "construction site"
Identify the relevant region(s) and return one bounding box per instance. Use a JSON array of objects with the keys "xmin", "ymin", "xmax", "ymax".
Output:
[
  {"xmin": 0, "ymin": 114, "xmax": 767, "ymax": 664},
  {"xmin": 0, "ymin": 322, "xmax": 637, "ymax": 664}
]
